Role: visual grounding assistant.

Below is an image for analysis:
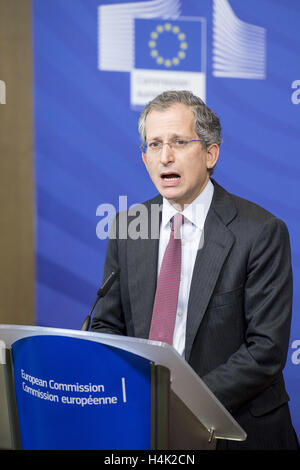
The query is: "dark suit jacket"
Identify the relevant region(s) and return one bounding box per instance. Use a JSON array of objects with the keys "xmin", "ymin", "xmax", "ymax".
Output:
[{"xmin": 91, "ymin": 180, "xmax": 298, "ymax": 449}]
